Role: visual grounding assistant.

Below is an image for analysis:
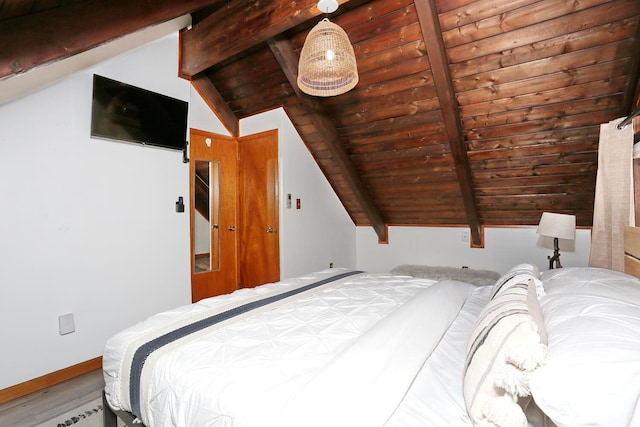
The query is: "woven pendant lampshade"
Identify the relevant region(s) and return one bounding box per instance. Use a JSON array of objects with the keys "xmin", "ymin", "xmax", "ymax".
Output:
[{"xmin": 297, "ymin": 18, "xmax": 359, "ymax": 97}]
